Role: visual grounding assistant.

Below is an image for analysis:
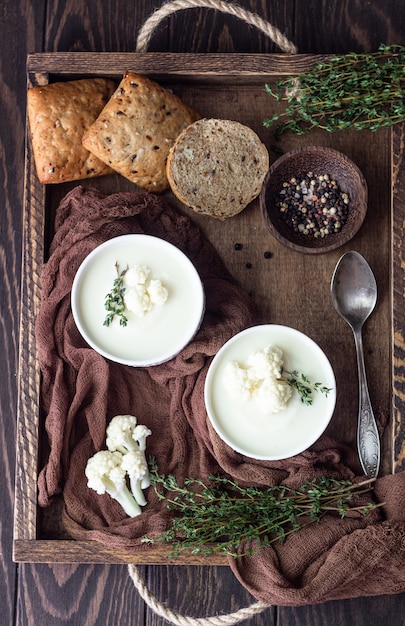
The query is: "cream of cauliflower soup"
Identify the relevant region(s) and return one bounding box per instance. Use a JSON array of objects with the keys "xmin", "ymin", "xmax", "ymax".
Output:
[{"xmin": 71, "ymin": 234, "xmax": 205, "ymax": 366}]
